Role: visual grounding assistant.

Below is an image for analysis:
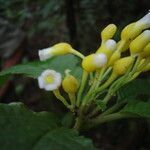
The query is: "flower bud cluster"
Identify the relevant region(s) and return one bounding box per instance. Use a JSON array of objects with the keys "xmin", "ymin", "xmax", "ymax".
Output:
[{"xmin": 37, "ymin": 12, "xmax": 150, "ymax": 112}]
